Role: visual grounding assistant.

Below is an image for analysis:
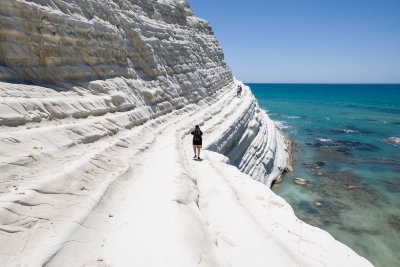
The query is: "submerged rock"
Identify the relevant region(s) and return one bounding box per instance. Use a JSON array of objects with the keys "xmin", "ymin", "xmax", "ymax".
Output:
[
  {"xmin": 300, "ymin": 116, "xmax": 311, "ymax": 119},
  {"xmin": 295, "ymin": 200, "xmax": 347, "ymax": 226},
  {"xmin": 313, "ymin": 137, "xmax": 379, "ymax": 156},
  {"xmin": 377, "ymin": 107, "xmax": 400, "ymax": 115},
  {"xmin": 303, "ymin": 161, "xmax": 325, "ymax": 169},
  {"xmin": 383, "ymin": 180, "xmax": 400, "ymax": 193},
  {"xmin": 310, "ymin": 171, "xmax": 387, "ymax": 207},
  {"xmin": 314, "ymin": 149, "xmax": 356, "ymax": 164},
  {"xmin": 298, "ymin": 201, "xmax": 319, "ymax": 214},
  {"xmin": 346, "ymin": 226, "xmax": 380, "ymax": 236},
  {"xmin": 356, "ymin": 143, "xmax": 380, "ymax": 151},
  {"xmin": 360, "ymin": 158, "xmax": 400, "ymax": 165},
  {"xmin": 388, "ymin": 214, "xmax": 400, "ymax": 232}
]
